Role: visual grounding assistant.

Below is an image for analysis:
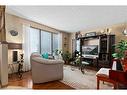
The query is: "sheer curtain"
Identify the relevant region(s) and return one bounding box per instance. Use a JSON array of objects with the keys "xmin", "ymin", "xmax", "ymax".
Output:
[
  {"xmin": 22, "ymin": 25, "xmax": 31, "ymax": 71},
  {"xmin": 22, "ymin": 25, "xmax": 40, "ymax": 71}
]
